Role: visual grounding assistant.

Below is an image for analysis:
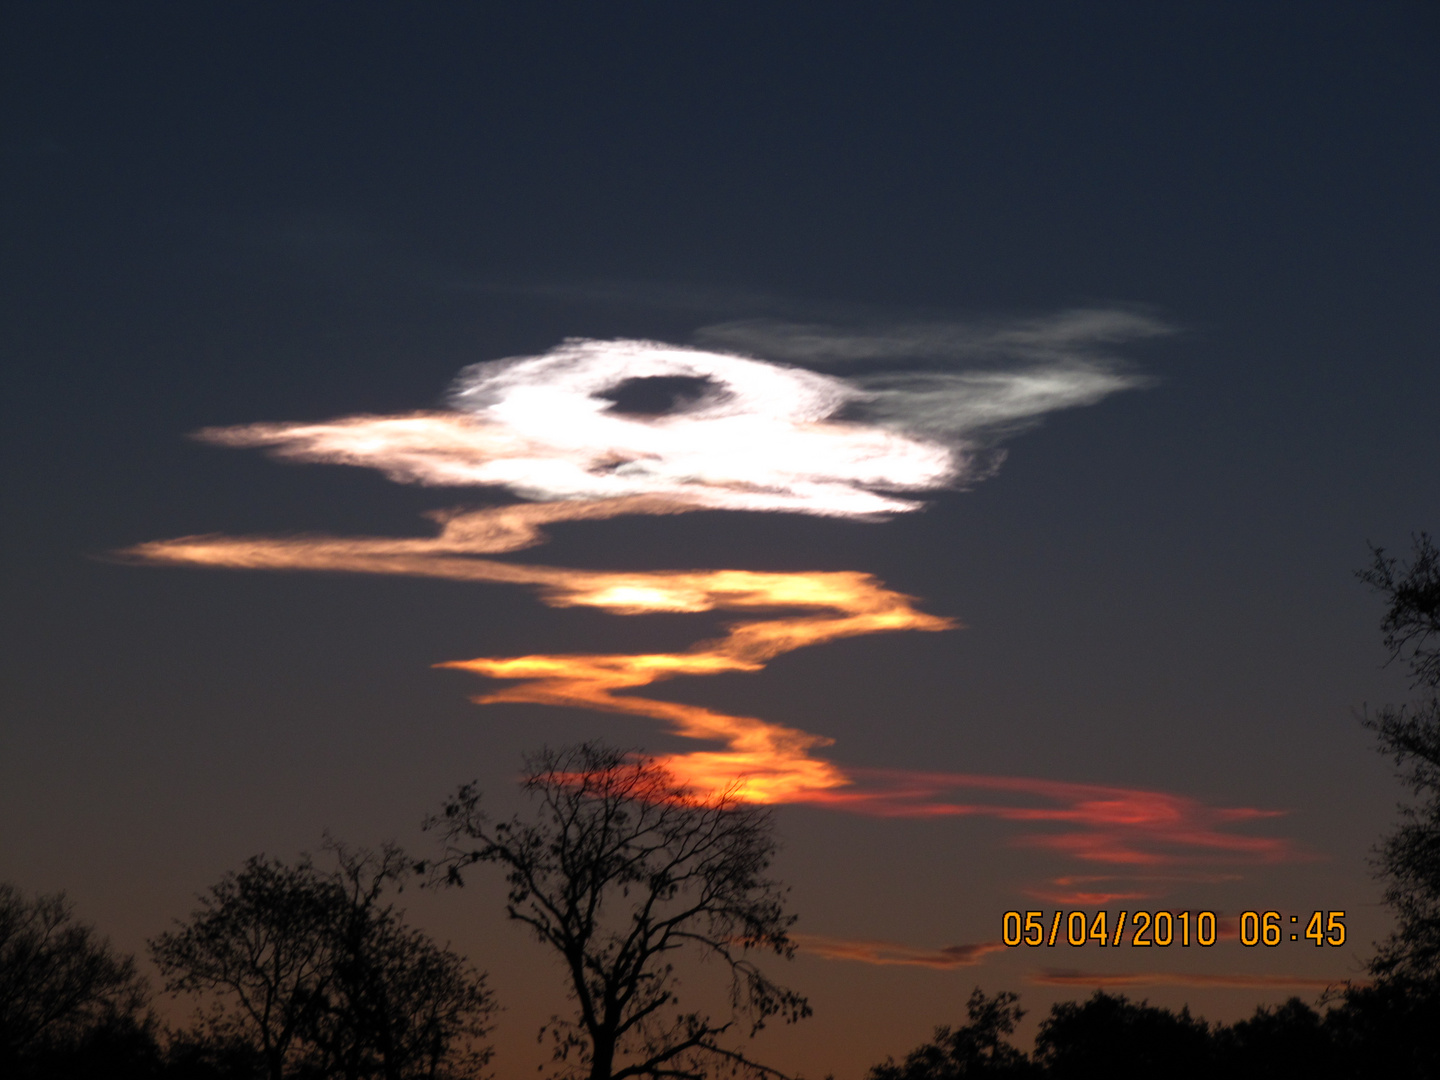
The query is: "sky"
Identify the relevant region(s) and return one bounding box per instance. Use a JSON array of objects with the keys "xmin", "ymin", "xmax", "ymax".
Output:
[{"xmin": 2, "ymin": 3, "xmax": 1439, "ymax": 1076}]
